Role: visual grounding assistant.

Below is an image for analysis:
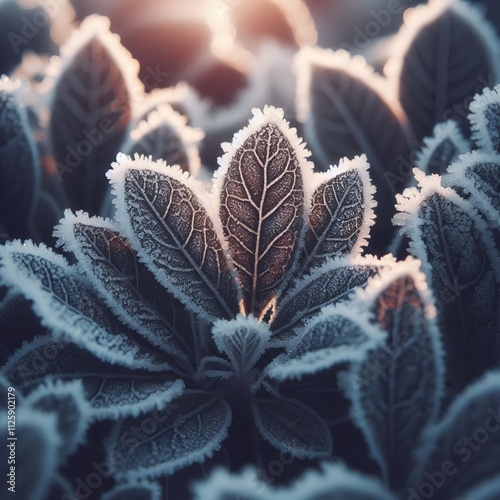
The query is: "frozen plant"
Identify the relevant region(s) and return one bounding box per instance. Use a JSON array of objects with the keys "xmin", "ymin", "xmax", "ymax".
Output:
[{"xmin": 0, "ymin": 107, "xmax": 393, "ymax": 497}]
